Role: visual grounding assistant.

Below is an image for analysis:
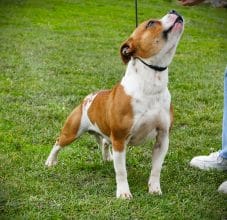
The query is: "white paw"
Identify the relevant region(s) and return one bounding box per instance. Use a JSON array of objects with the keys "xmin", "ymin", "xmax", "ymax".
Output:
[
  {"xmin": 45, "ymin": 157, "xmax": 58, "ymax": 167},
  {"xmin": 148, "ymin": 182, "xmax": 162, "ymax": 195},
  {"xmin": 116, "ymin": 186, "xmax": 133, "ymax": 199},
  {"xmin": 117, "ymin": 191, "xmax": 133, "ymax": 199},
  {"xmin": 103, "ymin": 153, "xmax": 113, "ymax": 162}
]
